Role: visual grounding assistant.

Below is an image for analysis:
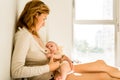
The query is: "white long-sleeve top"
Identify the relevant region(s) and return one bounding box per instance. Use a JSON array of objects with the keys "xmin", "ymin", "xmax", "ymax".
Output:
[{"xmin": 11, "ymin": 27, "xmax": 52, "ymax": 80}]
